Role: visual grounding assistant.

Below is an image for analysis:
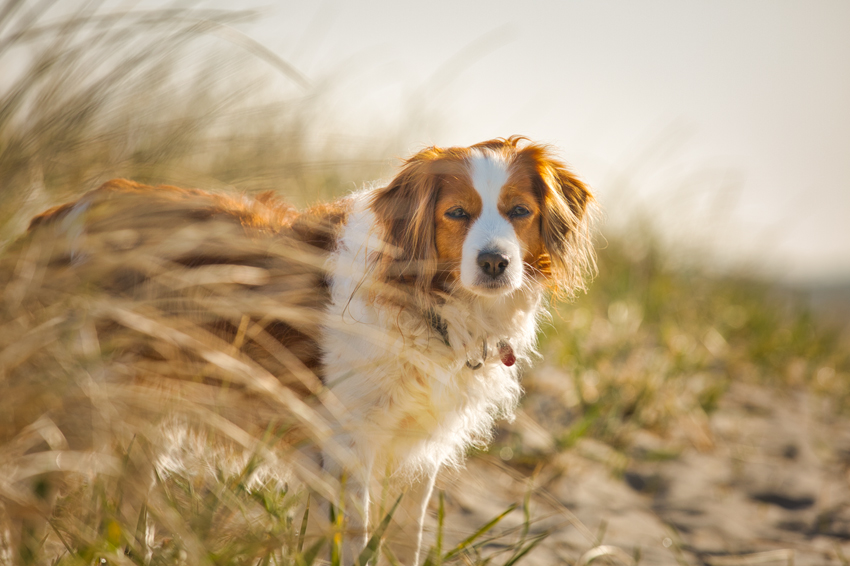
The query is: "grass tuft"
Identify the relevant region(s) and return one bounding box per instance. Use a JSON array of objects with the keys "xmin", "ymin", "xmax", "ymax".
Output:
[{"xmin": 515, "ymin": 234, "xmax": 850, "ymax": 453}]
